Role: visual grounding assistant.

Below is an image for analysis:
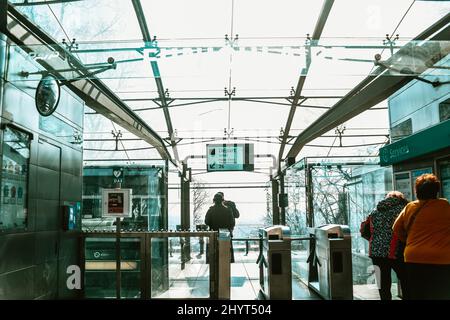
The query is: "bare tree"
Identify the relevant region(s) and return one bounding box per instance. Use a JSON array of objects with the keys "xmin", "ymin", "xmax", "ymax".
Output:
[
  {"xmin": 191, "ymin": 179, "xmax": 210, "ymax": 226},
  {"xmin": 312, "ymin": 166, "xmax": 350, "ymax": 226}
]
